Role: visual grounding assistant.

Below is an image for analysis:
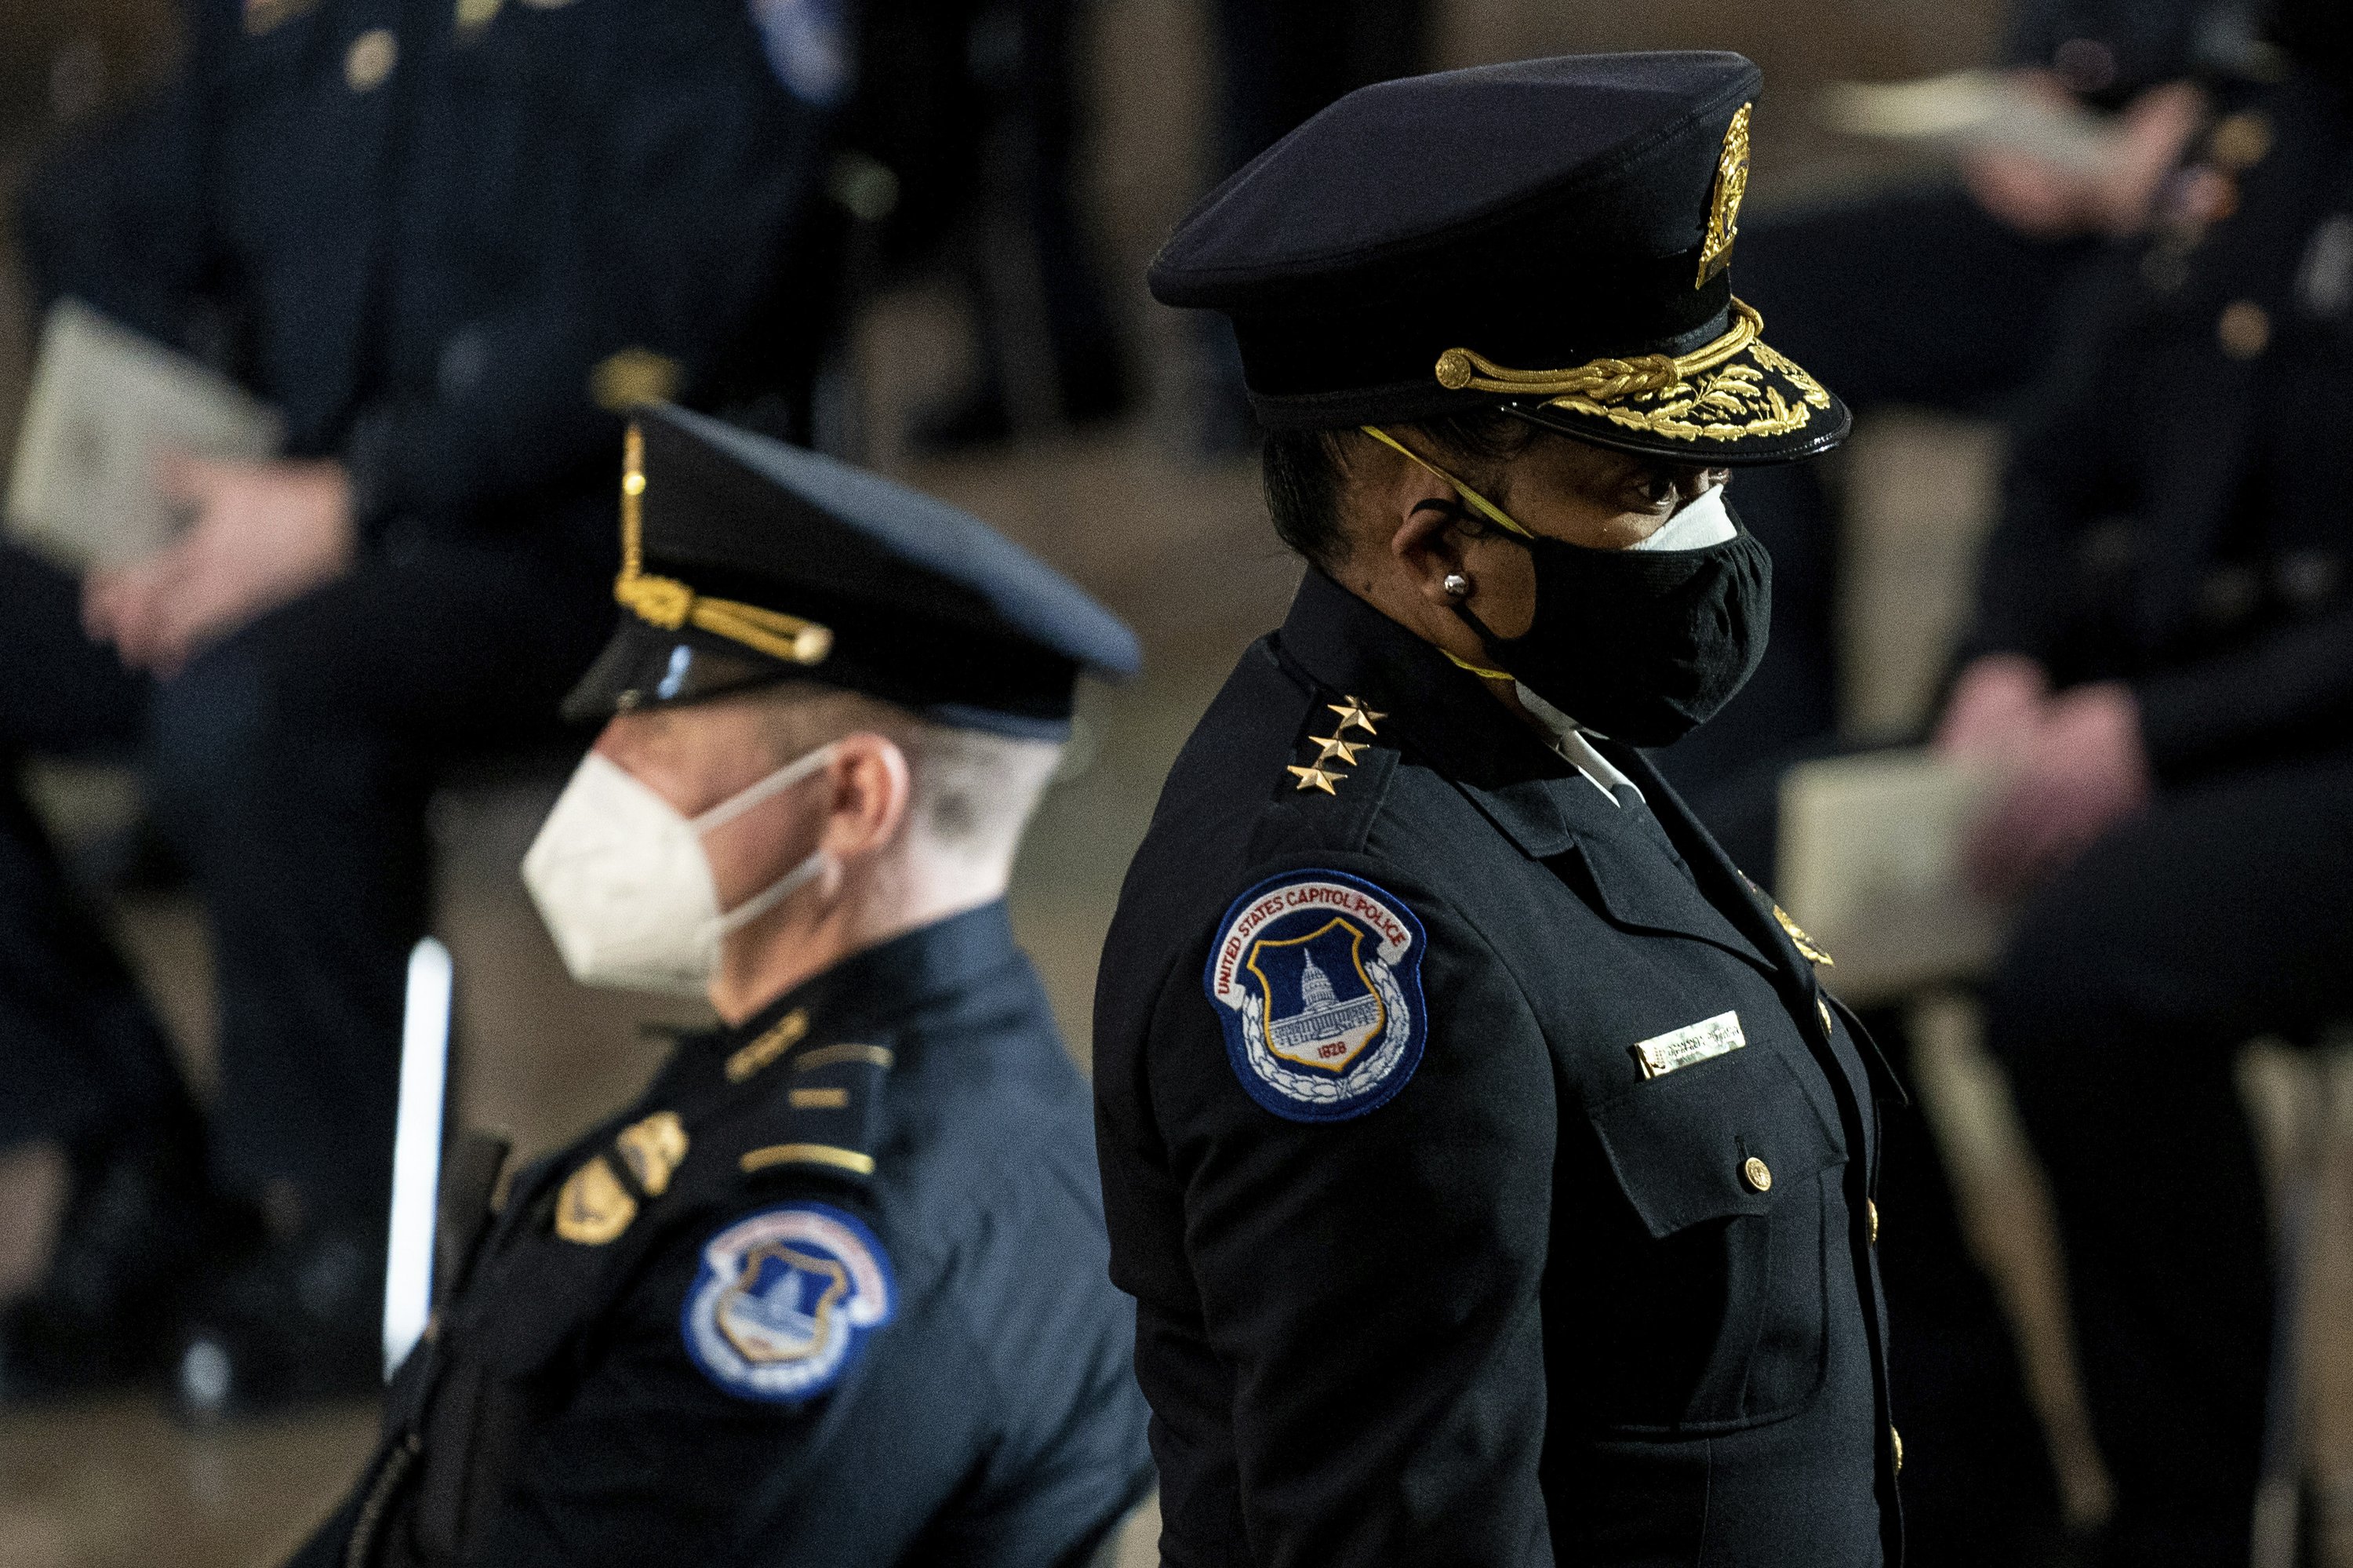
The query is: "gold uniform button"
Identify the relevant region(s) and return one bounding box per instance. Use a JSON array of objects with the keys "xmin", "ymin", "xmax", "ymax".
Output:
[
  {"xmin": 1741, "ymin": 1155, "xmax": 1773, "ymax": 1193},
  {"xmin": 1817, "ymin": 997, "xmax": 1835, "ymax": 1040},
  {"xmin": 1867, "ymin": 1199, "xmax": 1880, "ymax": 1245},
  {"xmin": 1891, "ymin": 1425, "xmax": 1904, "ymax": 1473},
  {"xmin": 2217, "ymin": 300, "xmax": 2271, "ymax": 360},
  {"xmin": 346, "ymin": 27, "xmax": 398, "ymax": 91}
]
